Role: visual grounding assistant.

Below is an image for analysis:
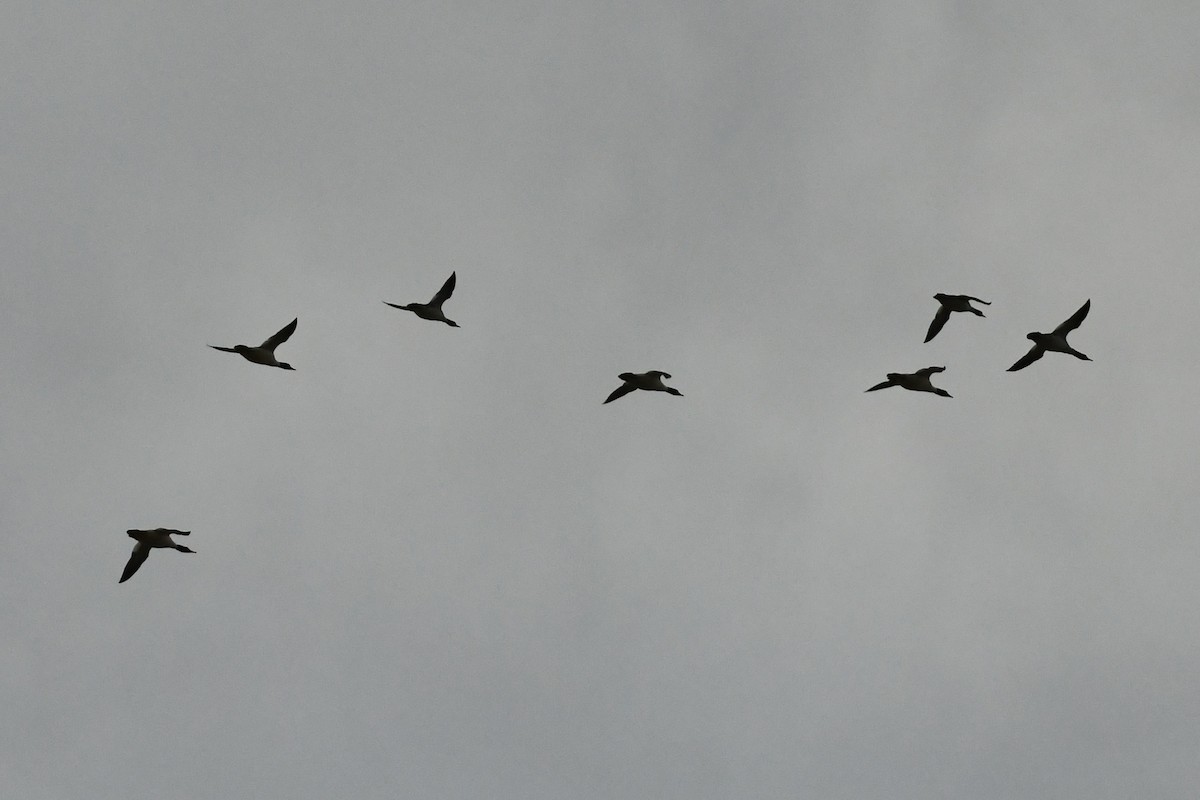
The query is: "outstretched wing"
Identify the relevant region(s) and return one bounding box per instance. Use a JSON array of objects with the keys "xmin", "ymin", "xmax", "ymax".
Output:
[
  {"xmin": 1053, "ymin": 299, "xmax": 1090, "ymax": 335},
  {"xmin": 431, "ymin": 272, "xmax": 456, "ymax": 305},
  {"xmin": 120, "ymin": 544, "xmax": 149, "ymax": 583},
  {"xmin": 924, "ymin": 306, "xmax": 951, "ymax": 342},
  {"xmin": 603, "ymin": 382, "xmax": 636, "ymax": 404},
  {"xmin": 1007, "ymin": 344, "xmax": 1045, "ymax": 372},
  {"xmin": 261, "ymin": 318, "xmax": 298, "ymax": 350},
  {"xmin": 208, "ymin": 345, "xmax": 237, "ymax": 353},
  {"xmin": 864, "ymin": 379, "xmax": 895, "ymax": 392}
]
